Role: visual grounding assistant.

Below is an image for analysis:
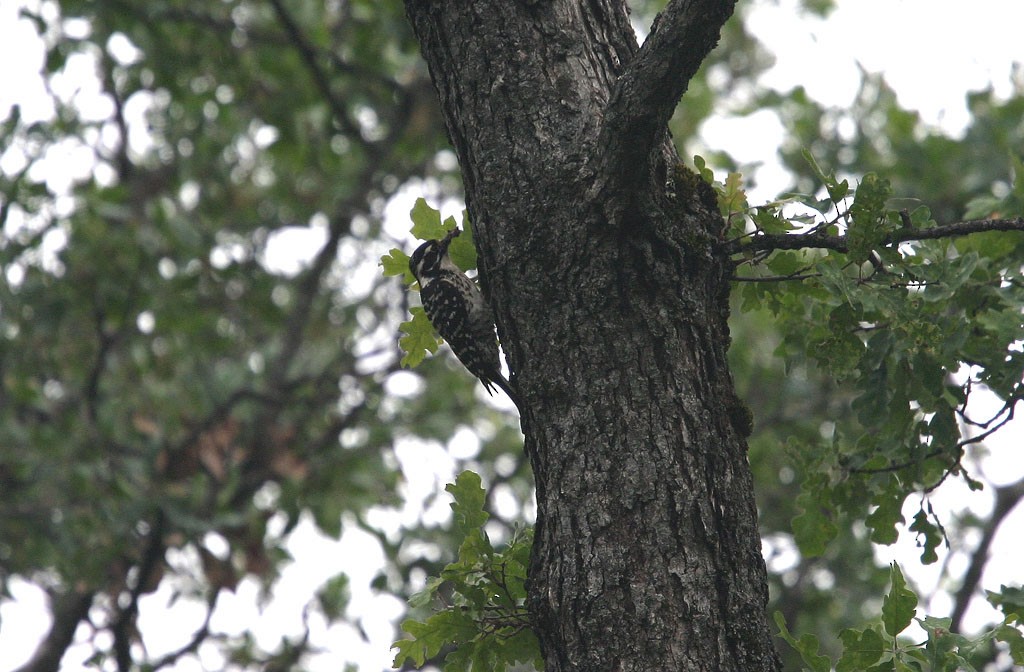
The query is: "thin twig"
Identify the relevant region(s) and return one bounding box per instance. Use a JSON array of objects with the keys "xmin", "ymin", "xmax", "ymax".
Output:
[
  {"xmin": 852, "ymin": 398, "xmax": 1017, "ymax": 480},
  {"xmin": 729, "ymin": 270, "xmax": 821, "ymax": 283},
  {"xmin": 149, "ymin": 589, "xmax": 219, "ymax": 670}
]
